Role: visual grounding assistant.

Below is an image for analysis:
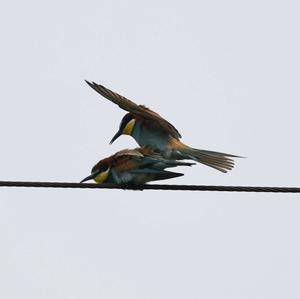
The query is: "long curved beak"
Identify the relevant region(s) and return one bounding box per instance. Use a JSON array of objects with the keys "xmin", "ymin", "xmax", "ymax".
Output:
[
  {"xmin": 109, "ymin": 129, "xmax": 122, "ymax": 144},
  {"xmin": 80, "ymin": 173, "xmax": 96, "ymax": 183}
]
